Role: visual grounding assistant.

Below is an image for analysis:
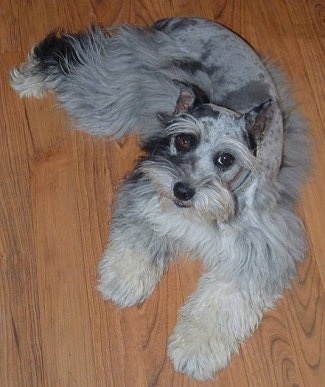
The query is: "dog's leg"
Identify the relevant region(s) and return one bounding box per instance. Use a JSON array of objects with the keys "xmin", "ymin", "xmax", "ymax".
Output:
[
  {"xmin": 98, "ymin": 242, "xmax": 169, "ymax": 308},
  {"xmin": 168, "ymin": 208, "xmax": 306, "ymax": 380},
  {"xmin": 98, "ymin": 174, "xmax": 174, "ymax": 307},
  {"xmin": 168, "ymin": 273, "xmax": 267, "ymax": 380}
]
